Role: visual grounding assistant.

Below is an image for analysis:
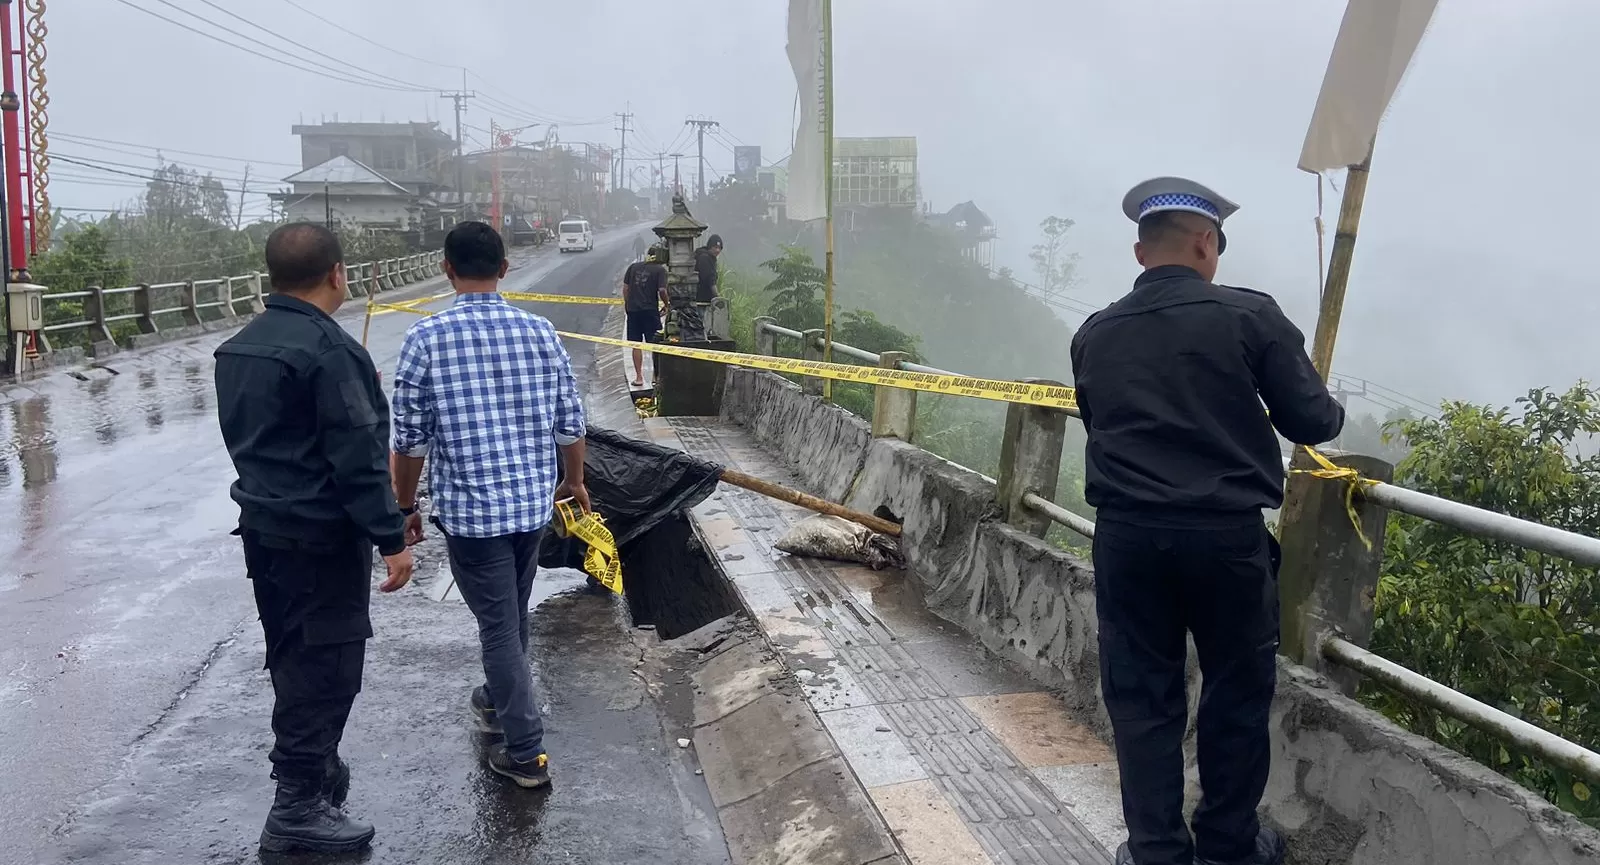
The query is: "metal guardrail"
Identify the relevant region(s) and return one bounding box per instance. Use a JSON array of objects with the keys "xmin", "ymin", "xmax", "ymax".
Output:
[
  {"xmin": 755, "ymin": 320, "xmax": 1600, "ymax": 785},
  {"xmin": 32, "ymin": 252, "xmax": 443, "ymax": 354},
  {"xmin": 757, "ymin": 319, "xmax": 977, "ymax": 378},
  {"xmin": 1323, "ymin": 637, "xmax": 1600, "ymax": 781}
]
